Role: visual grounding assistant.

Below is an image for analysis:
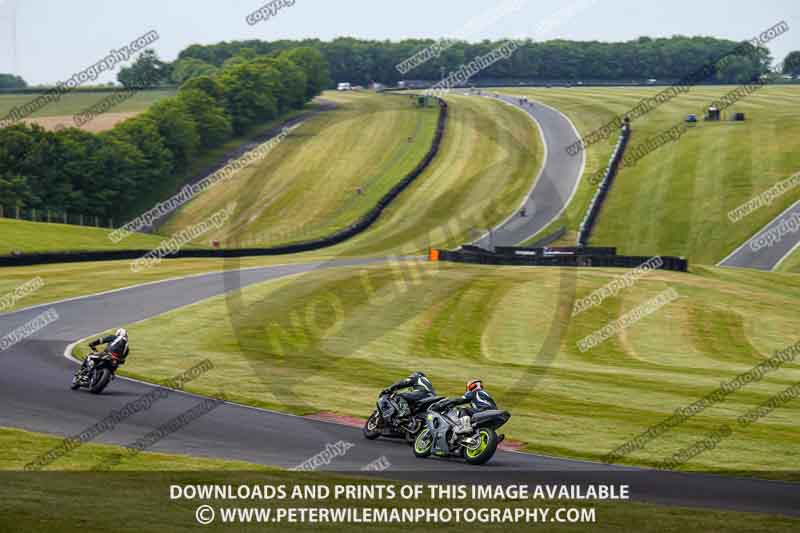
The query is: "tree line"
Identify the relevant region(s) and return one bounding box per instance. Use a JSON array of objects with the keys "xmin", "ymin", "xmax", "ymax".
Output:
[
  {"xmin": 172, "ymin": 36, "xmax": 787, "ymax": 86},
  {"xmin": 0, "ymin": 47, "xmax": 330, "ymax": 219},
  {"xmin": 0, "ymin": 73, "xmax": 27, "ymax": 90}
]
